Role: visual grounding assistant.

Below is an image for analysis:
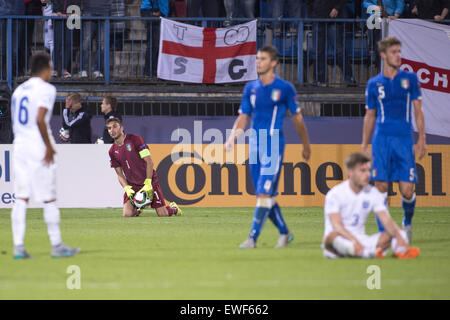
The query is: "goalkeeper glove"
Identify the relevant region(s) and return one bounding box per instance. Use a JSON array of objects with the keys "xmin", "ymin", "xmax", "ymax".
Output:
[
  {"xmin": 124, "ymin": 185, "xmax": 135, "ymax": 200},
  {"xmin": 139, "ymin": 178, "xmax": 153, "ymax": 200}
]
